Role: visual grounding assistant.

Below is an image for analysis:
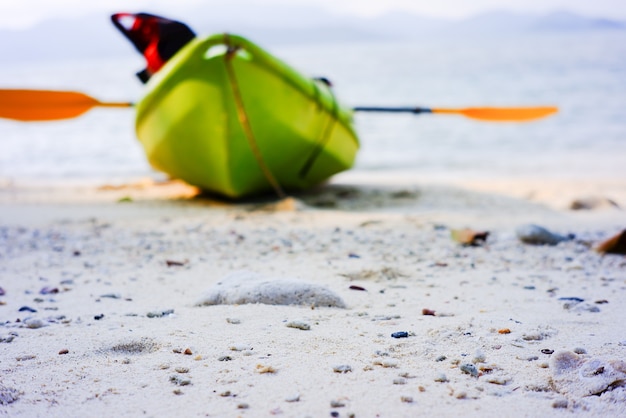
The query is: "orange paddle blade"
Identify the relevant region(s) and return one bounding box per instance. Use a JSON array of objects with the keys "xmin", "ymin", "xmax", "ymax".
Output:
[
  {"xmin": 0, "ymin": 89, "xmax": 132, "ymax": 121},
  {"xmin": 431, "ymin": 106, "xmax": 558, "ymax": 122}
]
